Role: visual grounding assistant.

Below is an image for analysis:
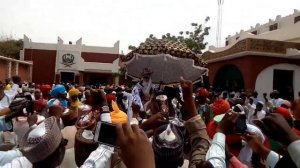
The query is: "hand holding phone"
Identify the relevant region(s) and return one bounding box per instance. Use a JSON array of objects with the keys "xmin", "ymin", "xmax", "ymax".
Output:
[
  {"xmin": 155, "ymin": 95, "xmax": 169, "ymax": 115},
  {"xmin": 235, "ymin": 114, "xmax": 247, "ymax": 134},
  {"xmin": 94, "ymin": 122, "xmax": 118, "ymax": 148}
]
